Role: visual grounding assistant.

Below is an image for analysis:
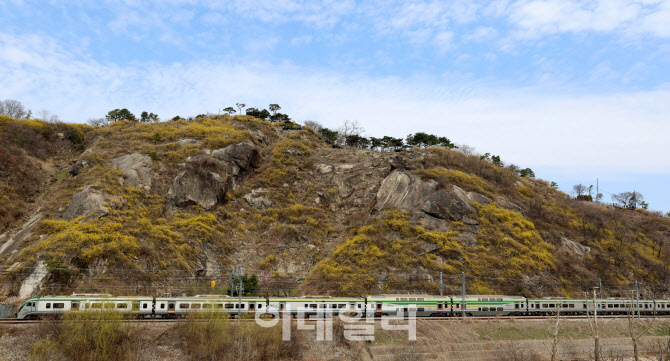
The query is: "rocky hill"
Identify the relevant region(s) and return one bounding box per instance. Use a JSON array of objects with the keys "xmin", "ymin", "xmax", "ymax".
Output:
[{"xmin": 1, "ymin": 114, "xmax": 669, "ymax": 301}]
